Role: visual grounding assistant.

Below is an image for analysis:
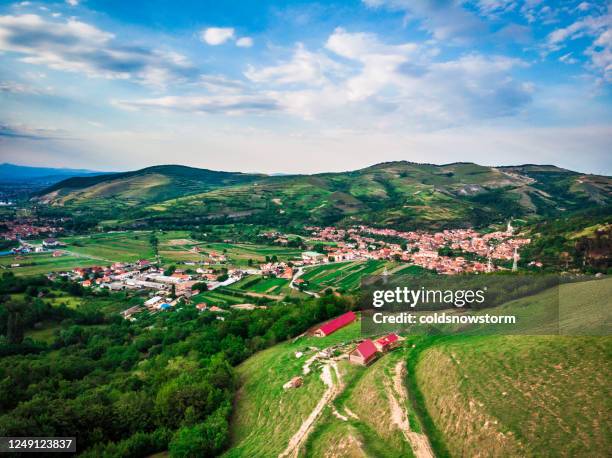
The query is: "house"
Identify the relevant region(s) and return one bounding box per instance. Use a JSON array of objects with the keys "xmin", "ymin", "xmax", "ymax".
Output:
[
  {"xmin": 314, "ymin": 311, "xmax": 356, "ymax": 337},
  {"xmin": 302, "ymin": 251, "xmax": 326, "ymax": 263},
  {"xmin": 196, "ymin": 303, "xmax": 208, "ymax": 312},
  {"xmin": 348, "ymin": 339, "xmax": 378, "ymax": 365},
  {"xmin": 374, "ymin": 333, "xmax": 400, "ymax": 352},
  {"xmin": 209, "ymin": 306, "xmax": 228, "ymax": 313},
  {"xmin": 42, "ymin": 238, "xmax": 60, "ymax": 248},
  {"xmin": 159, "ymin": 303, "xmax": 172, "ymax": 311},
  {"xmin": 81, "ymin": 280, "xmax": 92, "ymax": 287}
]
